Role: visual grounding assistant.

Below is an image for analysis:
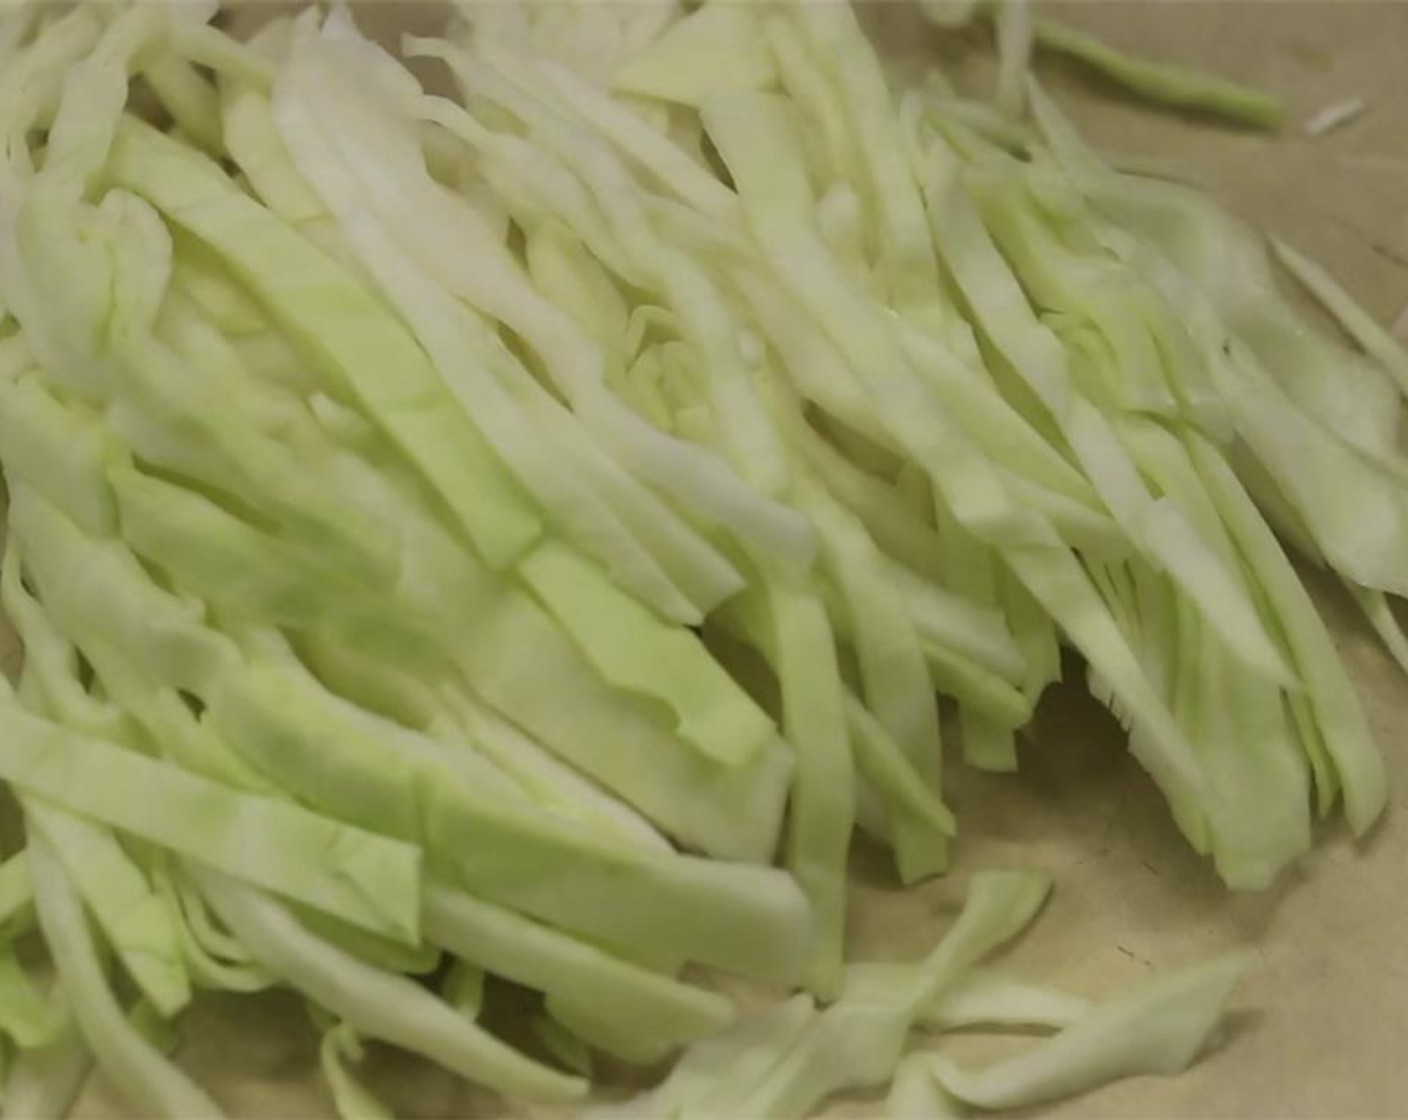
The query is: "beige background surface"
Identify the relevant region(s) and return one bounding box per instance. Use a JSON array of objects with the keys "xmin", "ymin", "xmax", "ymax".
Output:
[{"xmin": 58, "ymin": 2, "xmax": 1408, "ymax": 1117}]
